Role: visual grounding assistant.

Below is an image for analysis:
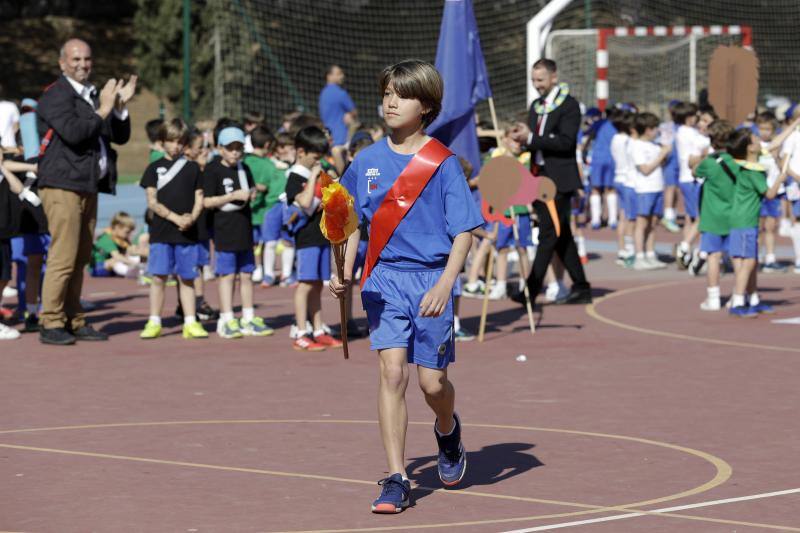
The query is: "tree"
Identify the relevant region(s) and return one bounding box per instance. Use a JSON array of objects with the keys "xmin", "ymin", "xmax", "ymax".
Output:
[{"xmin": 133, "ymin": 0, "xmax": 219, "ymax": 119}]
